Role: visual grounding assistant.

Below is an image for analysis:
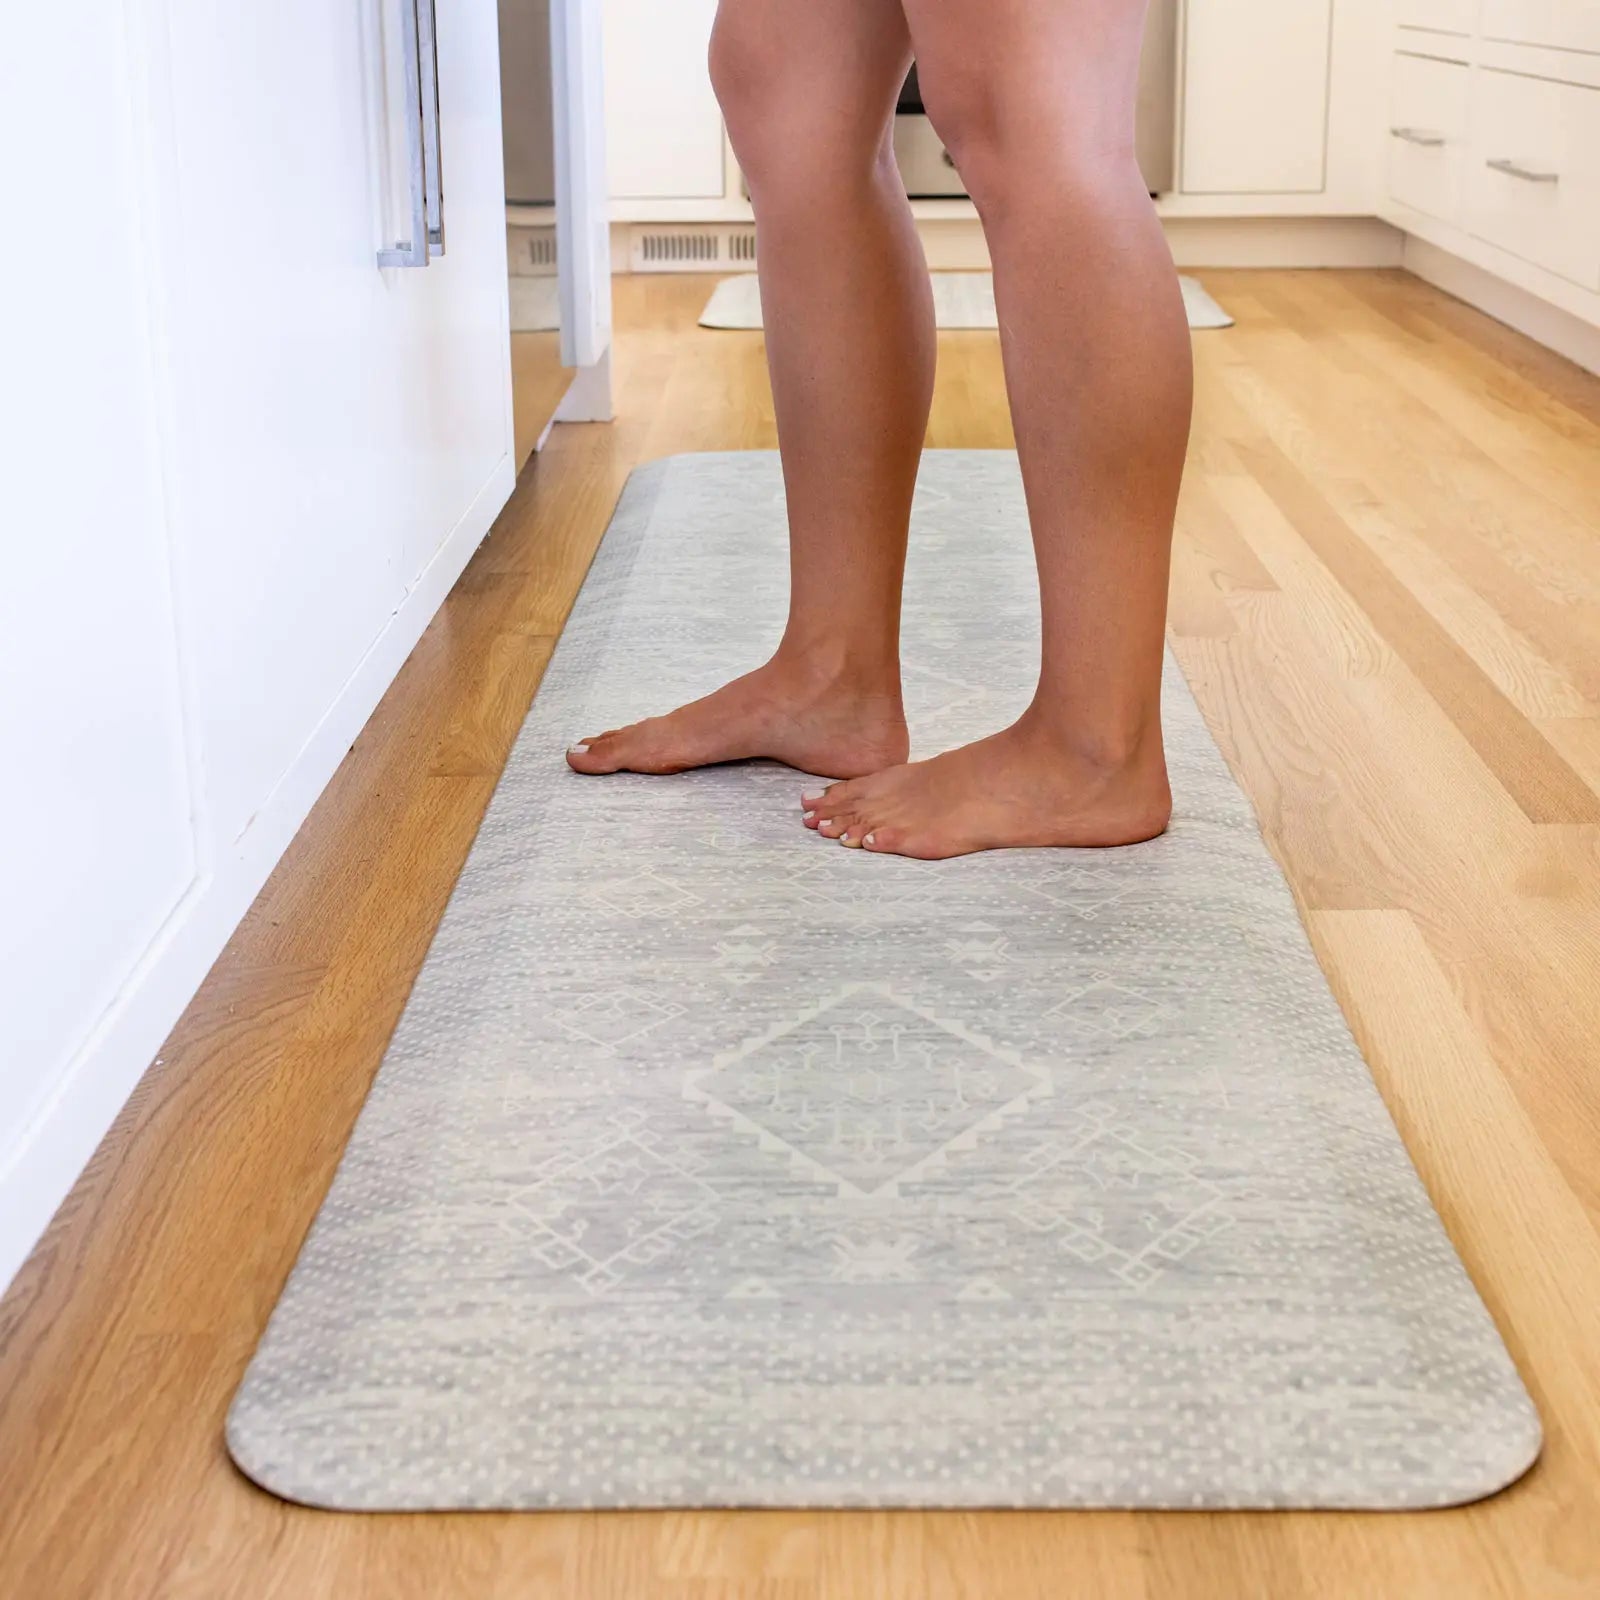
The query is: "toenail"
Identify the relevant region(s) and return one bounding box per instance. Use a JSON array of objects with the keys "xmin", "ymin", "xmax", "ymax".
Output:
[
  {"xmin": 802, "ymin": 790, "xmax": 824, "ymax": 804},
  {"xmin": 568, "ymin": 743, "xmax": 589, "ymax": 755},
  {"xmin": 839, "ymin": 833, "xmax": 851, "ymax": 844},
  {"xmin": 864, "ymin": 833, "xmax": 876, "ymax": 847},
  {"xmin": 803, "ymin": 810, "xmax": 815, "ymax": 821}
]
